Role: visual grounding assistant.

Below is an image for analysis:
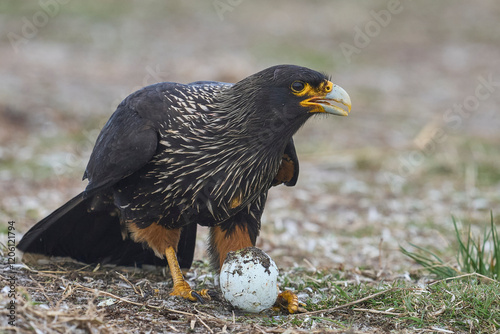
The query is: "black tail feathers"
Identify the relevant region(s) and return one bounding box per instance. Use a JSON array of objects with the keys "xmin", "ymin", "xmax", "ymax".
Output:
[{"xmin": 17, "ymin": 192, "xmax": 196, "ymax": 269}]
